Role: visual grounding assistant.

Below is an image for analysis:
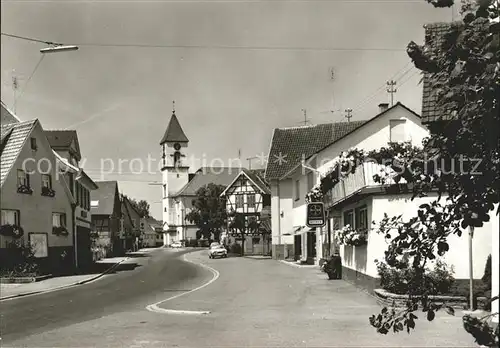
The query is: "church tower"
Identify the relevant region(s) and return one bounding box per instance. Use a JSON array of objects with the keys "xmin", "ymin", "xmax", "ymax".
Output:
[{"xmin": 160, "ymin": 102, "xmax": 190, "ymax": 246}]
